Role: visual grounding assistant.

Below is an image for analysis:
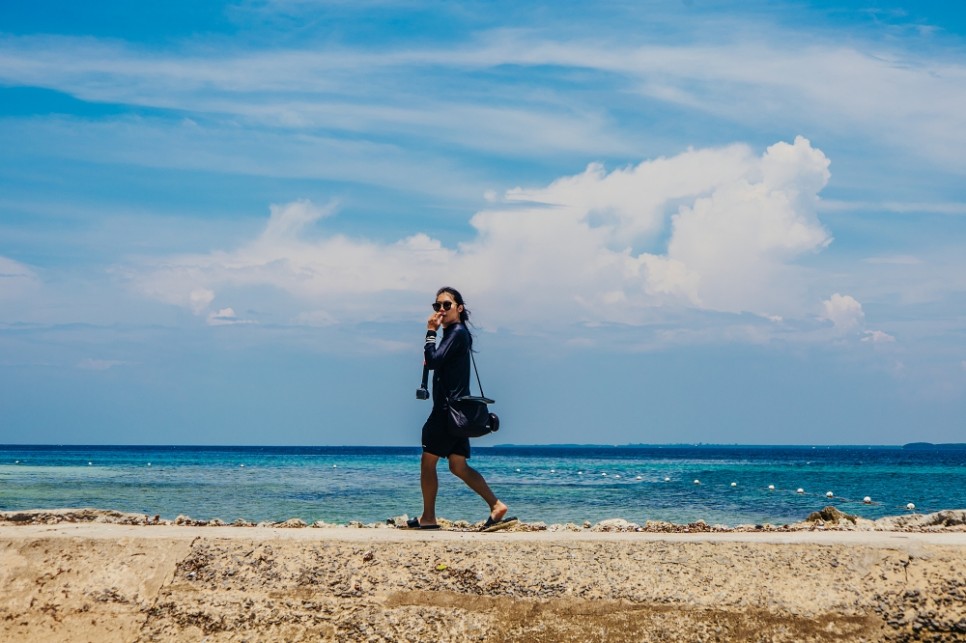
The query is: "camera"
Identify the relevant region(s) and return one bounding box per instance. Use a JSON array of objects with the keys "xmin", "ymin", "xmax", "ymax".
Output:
[{"xmin": 416, "ymin": 387, "xmax": 430, "ymax": 400}]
